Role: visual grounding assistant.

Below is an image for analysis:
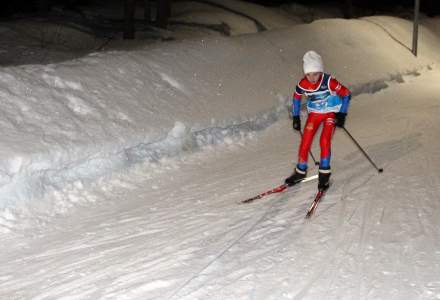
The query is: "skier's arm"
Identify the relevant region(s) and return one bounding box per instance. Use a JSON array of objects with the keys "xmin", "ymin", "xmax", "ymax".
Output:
[
  {"xmin": 329, "ymin": 77, "xmax": 351, "ymax": 113},
  {"xmin": 330, "ymin": 77, "xmax": 351, "ymax": 127},
  {"xmin": 292, "ymin": 86, "xmax": 303, "ymax": 117},
  {"xmin": 291, "ymin": 85, "xmax": 303, "ymax": 131}
]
